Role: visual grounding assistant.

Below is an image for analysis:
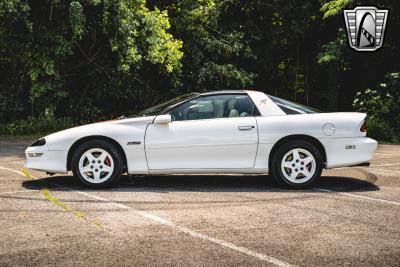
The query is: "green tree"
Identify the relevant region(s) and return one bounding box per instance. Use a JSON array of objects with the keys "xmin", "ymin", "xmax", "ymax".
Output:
[
  {"xmin": 0, "ymin": 0, "xmax": 183, "ymax": 121},
  {"xmin": 151, "ymin": 0, "xmax": 256, "ymax": 92}
]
